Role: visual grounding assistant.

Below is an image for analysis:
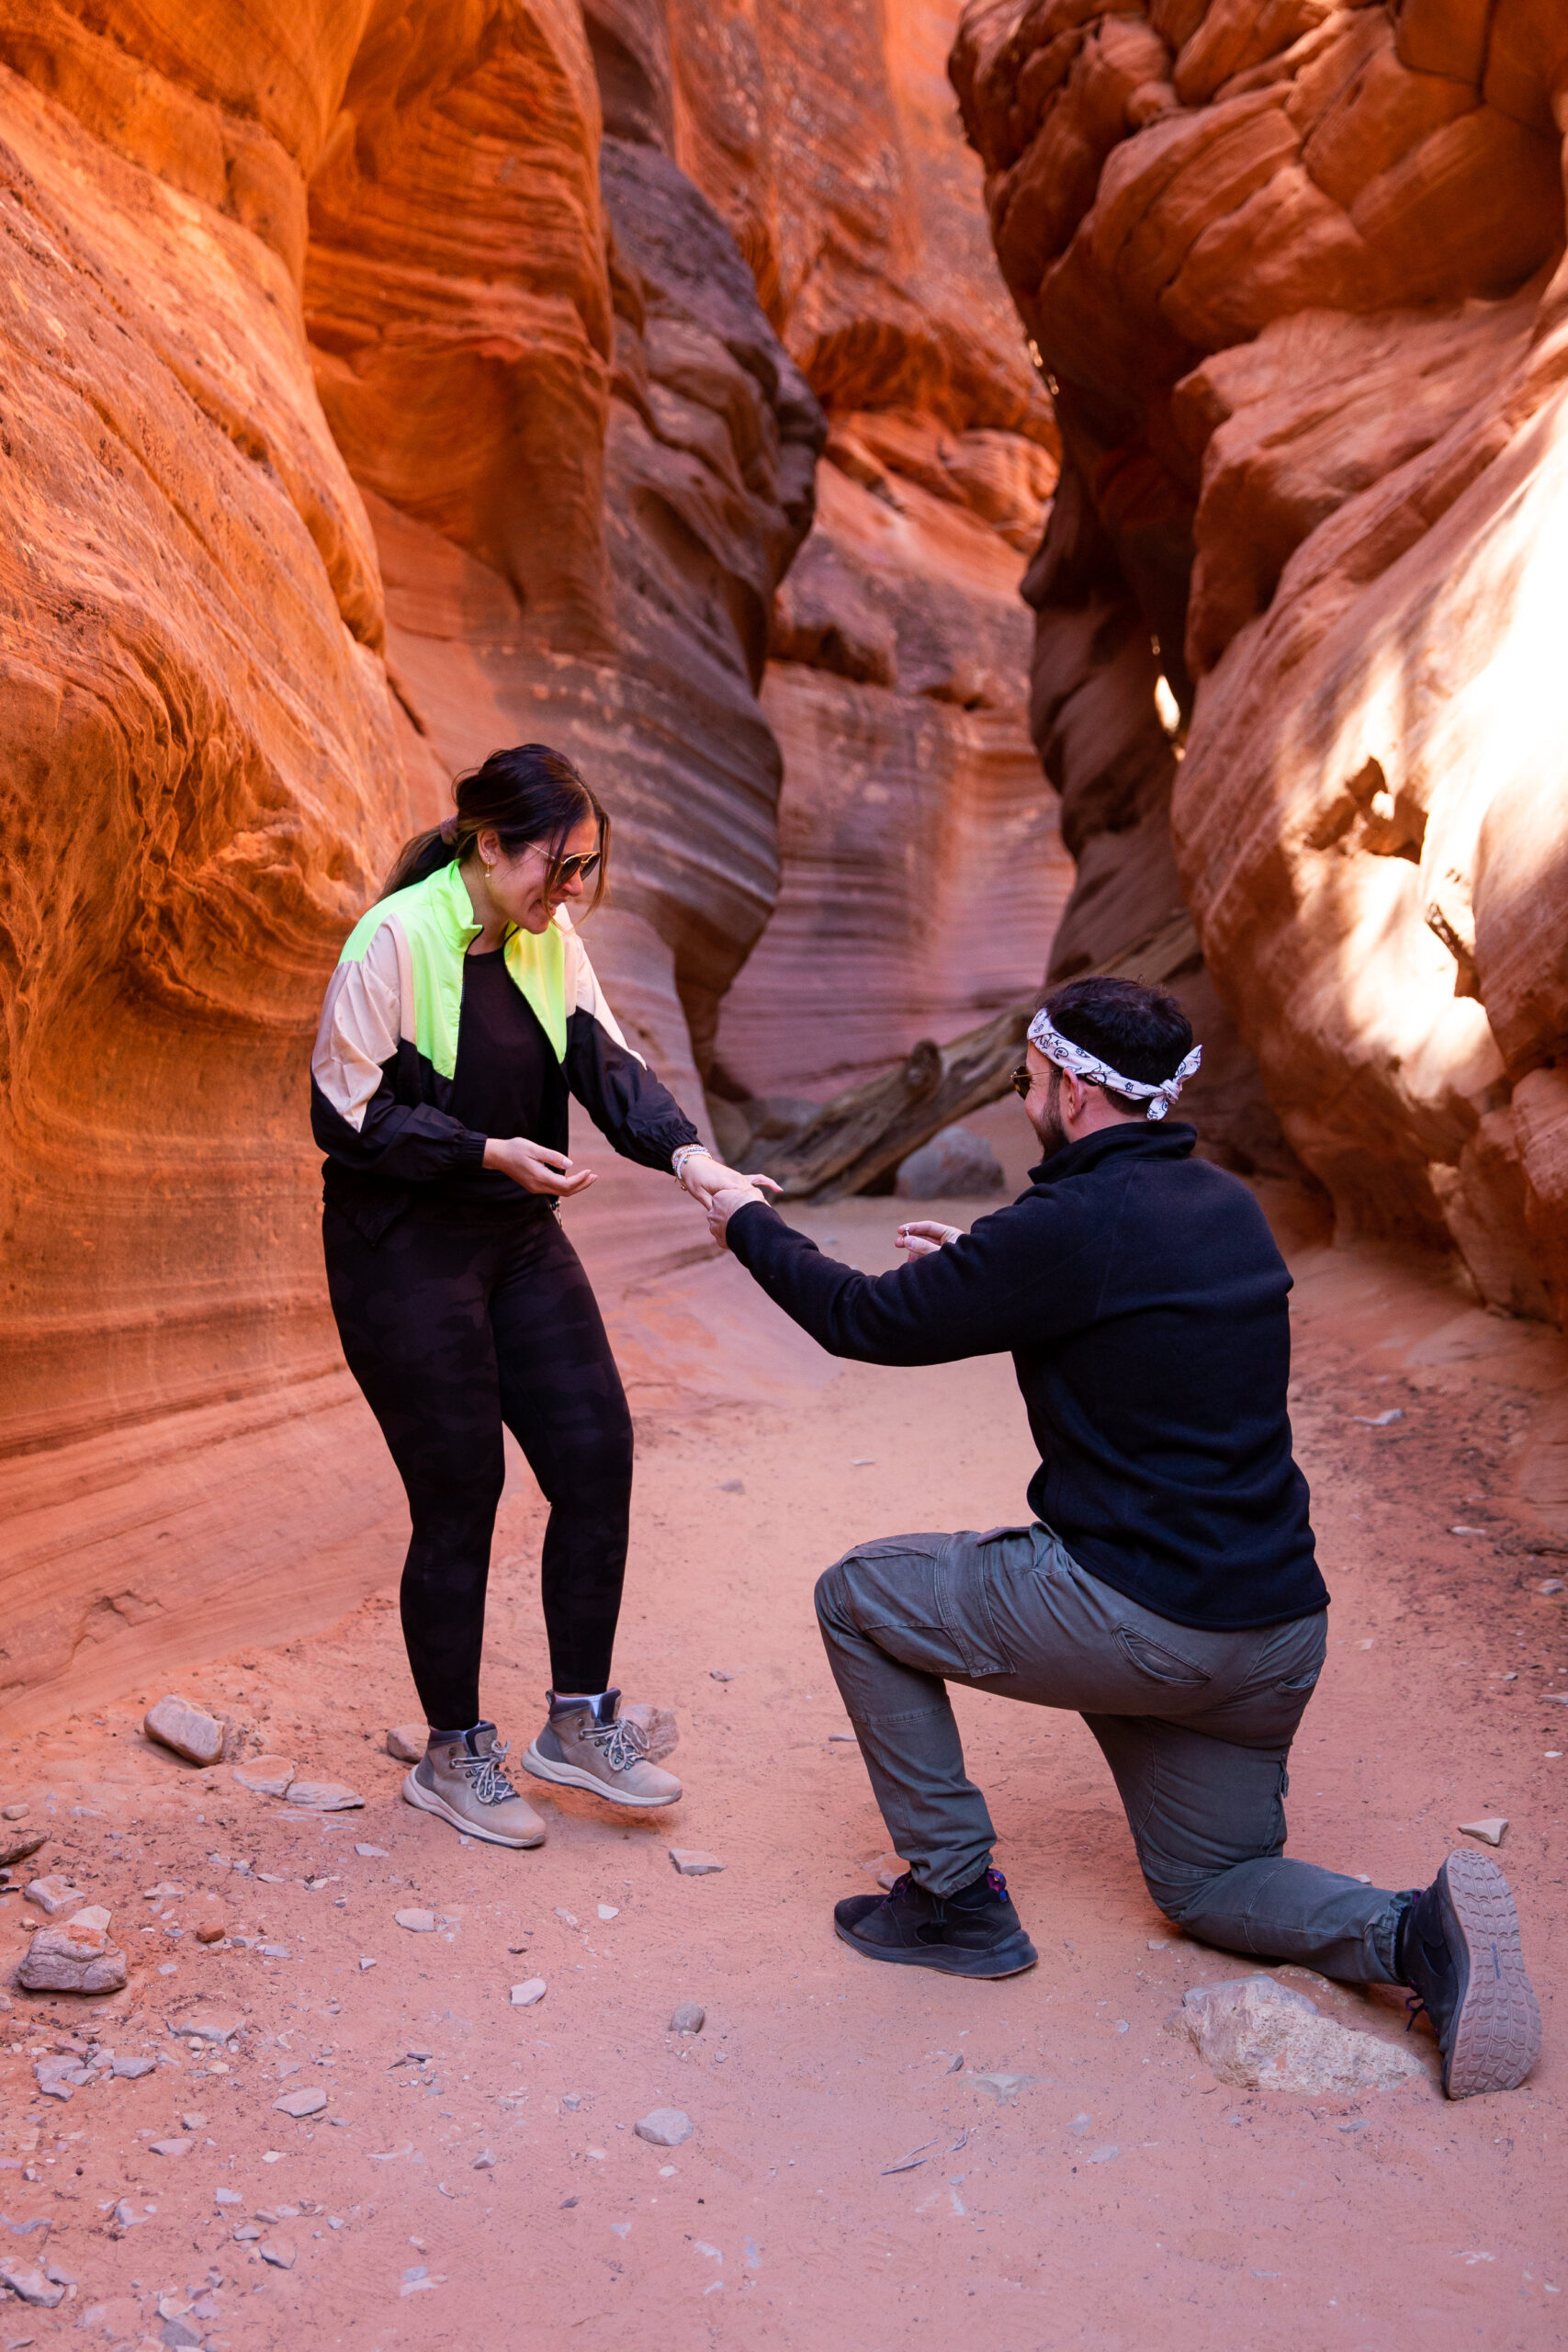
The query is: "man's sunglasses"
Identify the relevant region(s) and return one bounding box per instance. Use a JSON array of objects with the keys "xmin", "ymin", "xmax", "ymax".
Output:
[{"xmin": 1010, "ymin": 1061, "xmax": 1034, "ymax": 1101}]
